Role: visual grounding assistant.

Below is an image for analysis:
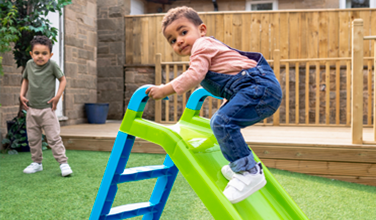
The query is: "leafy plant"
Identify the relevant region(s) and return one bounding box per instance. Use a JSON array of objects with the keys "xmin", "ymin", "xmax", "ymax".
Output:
[
  {"xmin": 1, "ymin": 110, "xmax": 48, "ymax": 154},
  {"xmin": 0, "ymin": 0, "xmax": 72, "ymax": 75}
]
